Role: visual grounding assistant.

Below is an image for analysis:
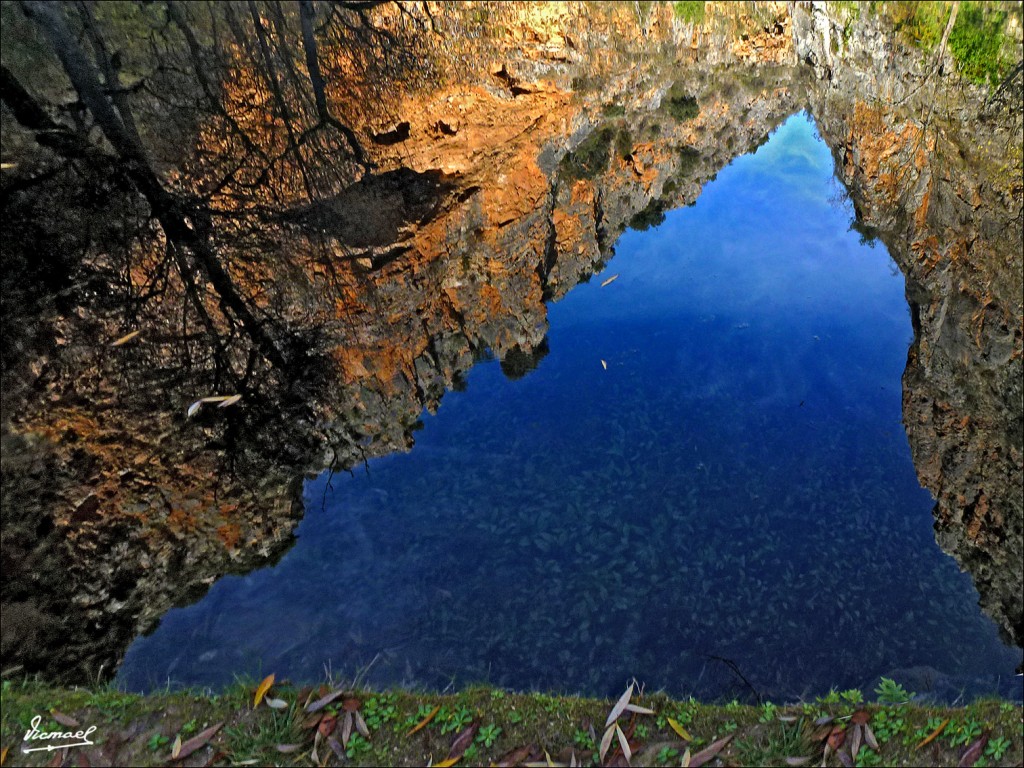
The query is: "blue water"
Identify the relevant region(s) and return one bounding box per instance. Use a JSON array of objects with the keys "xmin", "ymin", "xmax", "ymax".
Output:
[{"xmin": 117, "ymin": 114, "xmax": 1022, "ymax": 701}]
